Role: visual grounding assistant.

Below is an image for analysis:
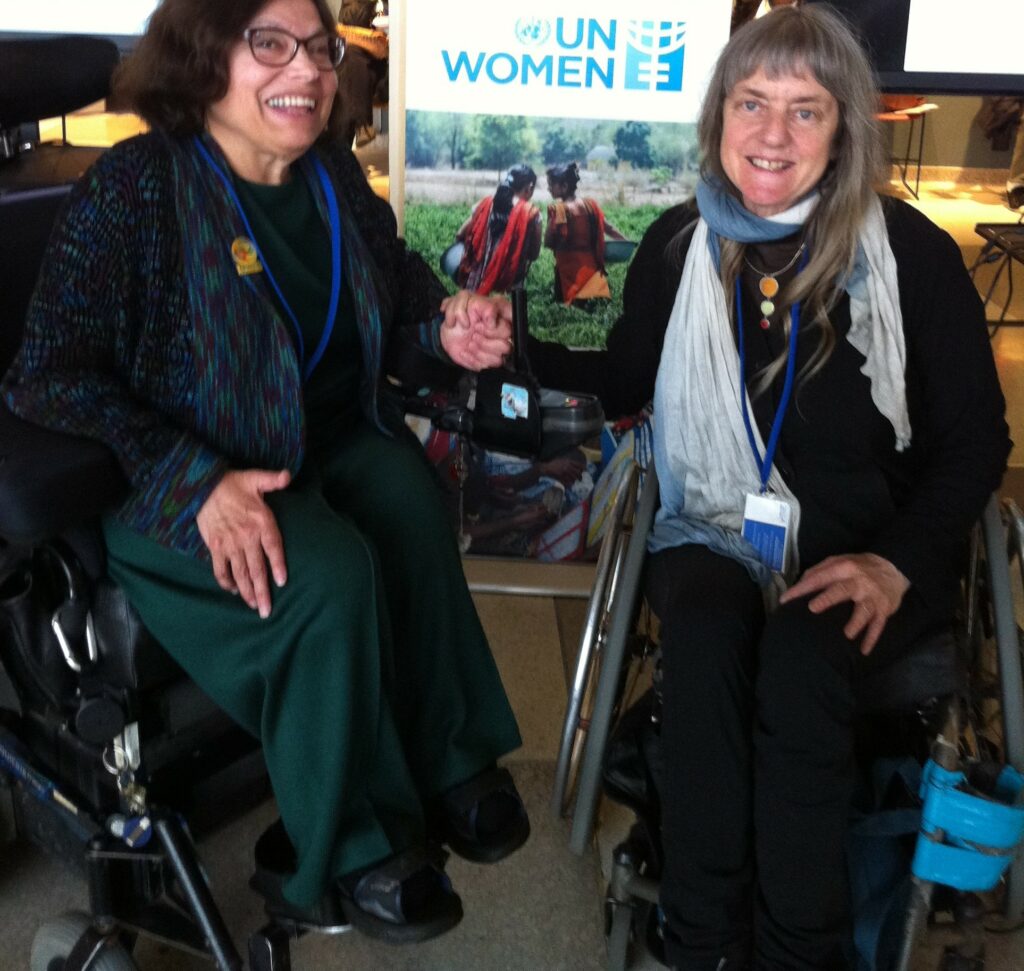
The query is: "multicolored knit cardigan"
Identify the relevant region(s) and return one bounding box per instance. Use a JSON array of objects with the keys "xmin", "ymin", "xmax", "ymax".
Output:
[{"xmin": 2, "ymin": 131, "xmax": 447, "ymax": 557}]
